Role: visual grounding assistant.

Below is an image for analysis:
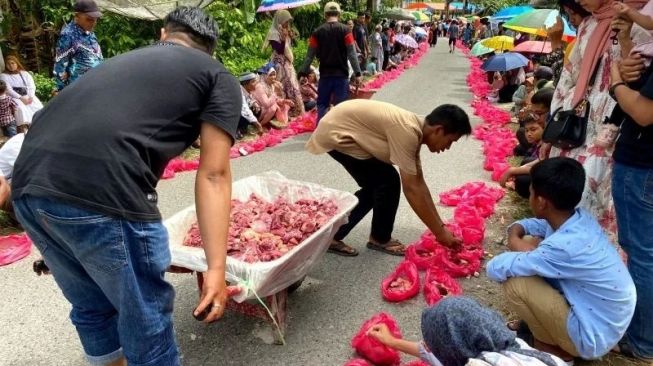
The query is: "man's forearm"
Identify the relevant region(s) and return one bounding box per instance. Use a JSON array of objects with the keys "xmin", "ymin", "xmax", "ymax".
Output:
[
  {"xmin": 347, "ymin": 44, "xmax": 362, "ymax": 74},
  {"xmin": 299, "ymin": 47, "xmax": 316, "ymax": 74},
  {"xmin": 403, "ymin": 181, "xmax": 446, "ymax": 237},
  {"xmin": 195, "ymin": 169, "xmax": 232, "ymax": 270},
  {"xmin": 615, "ymin": 85, "xmax": 653, "ymax": 126}
]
